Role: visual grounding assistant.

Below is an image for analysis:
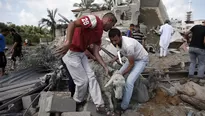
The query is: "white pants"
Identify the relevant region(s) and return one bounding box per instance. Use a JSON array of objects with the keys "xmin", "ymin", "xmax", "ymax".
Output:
[
  {"xmin": 160, "ymin": 47, "xmax": 168, "ymax": 57},
  {"xmin": 62, "ymin": 50, "xmax": 104, "ymax": 107}
]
